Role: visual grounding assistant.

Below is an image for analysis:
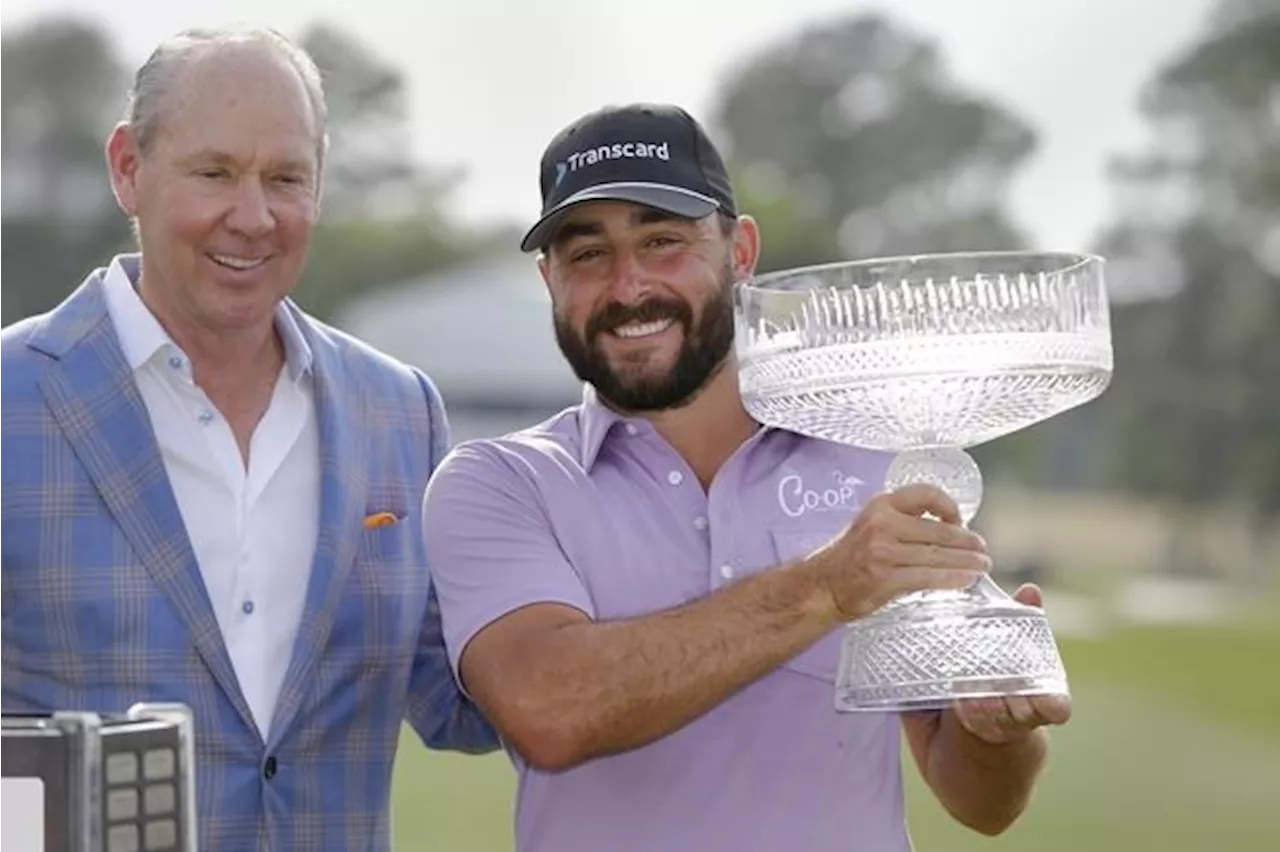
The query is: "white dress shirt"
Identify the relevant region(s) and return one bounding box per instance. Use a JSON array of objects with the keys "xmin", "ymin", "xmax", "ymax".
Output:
[{"xmin": 103, "ymin": 256, "xmax": 320, "ymax": 740}]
